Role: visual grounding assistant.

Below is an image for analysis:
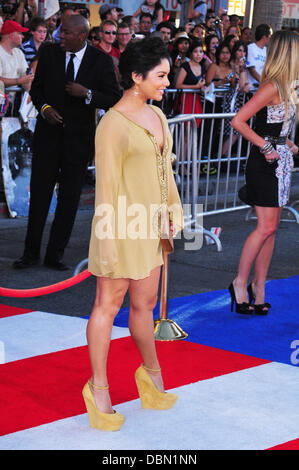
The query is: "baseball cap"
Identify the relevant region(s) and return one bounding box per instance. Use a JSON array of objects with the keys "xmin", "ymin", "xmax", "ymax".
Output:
[
  {"xmin": 99, "ymin": 4, "xmax": 117, "ymax": 18},
  {"xmin": 1, "ymin": 20, "xmax": 29, "ymax": 35}
]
